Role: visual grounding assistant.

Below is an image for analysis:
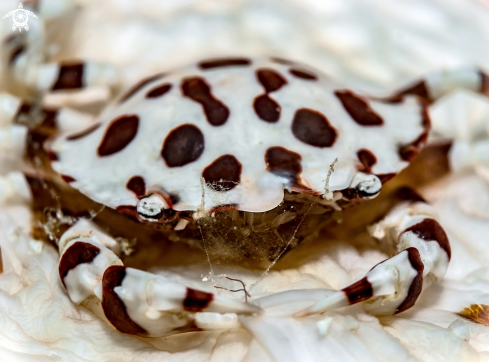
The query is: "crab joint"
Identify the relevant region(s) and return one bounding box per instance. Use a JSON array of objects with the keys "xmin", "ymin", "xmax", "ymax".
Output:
[{"xmin": 136, "ymin": 193, "xmax": 170, "ymax": 222}]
